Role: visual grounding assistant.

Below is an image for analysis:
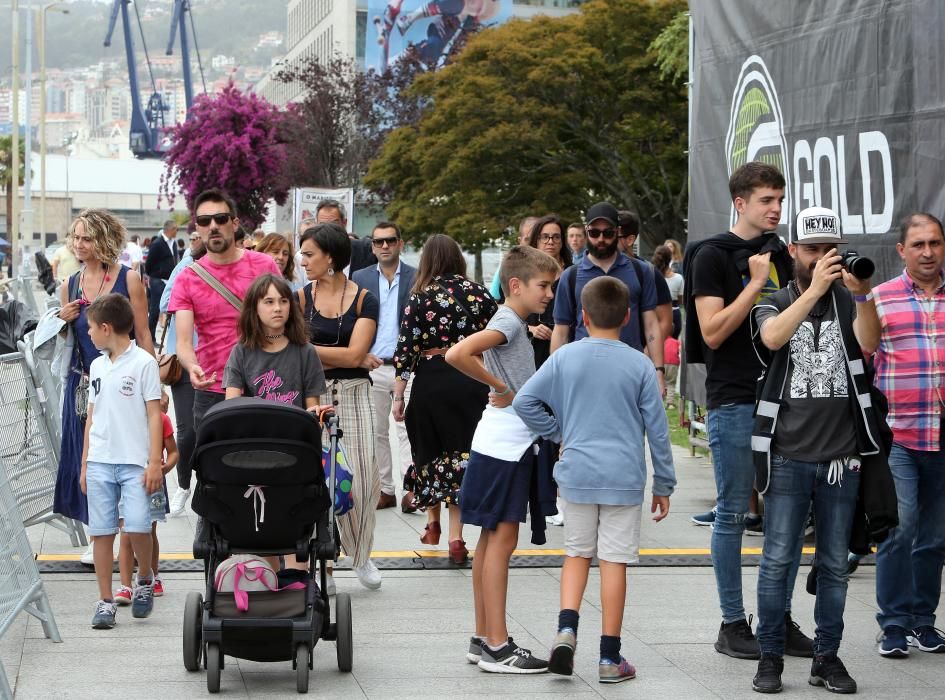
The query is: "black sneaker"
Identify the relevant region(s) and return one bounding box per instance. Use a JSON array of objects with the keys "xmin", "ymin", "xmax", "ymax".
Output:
[
  {"xmin": 784, "ymin": 613, "xmax": 814, "ymax": 657},
  {"xmin": 478, "ymin": 640, "xmax": 549, "ymax": 674},
  {"xmin": 752, "ymin": 654, "xmax": 784, "ymax": 693},
  {"xmin": 809, "ymin": 654, "xmax": 857, "ymax": 694},
  {"xmin": 715, "ymin": 618, "xmax": 761, "ymax": 659}
]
